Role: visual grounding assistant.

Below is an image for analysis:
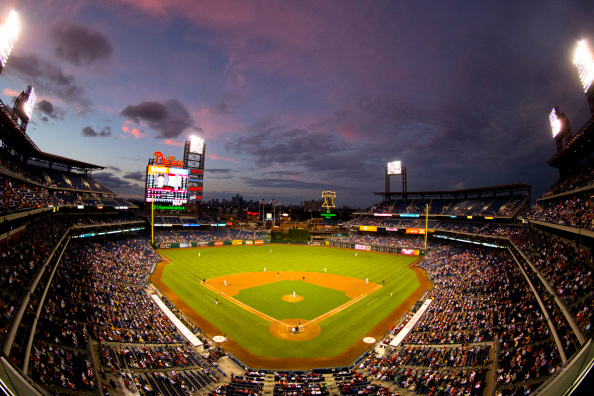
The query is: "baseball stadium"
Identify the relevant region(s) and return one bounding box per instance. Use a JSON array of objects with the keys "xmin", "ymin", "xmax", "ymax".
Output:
[{"xmin": 2, "ymin": 6, "xmax": 594, "ymax": 396}]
